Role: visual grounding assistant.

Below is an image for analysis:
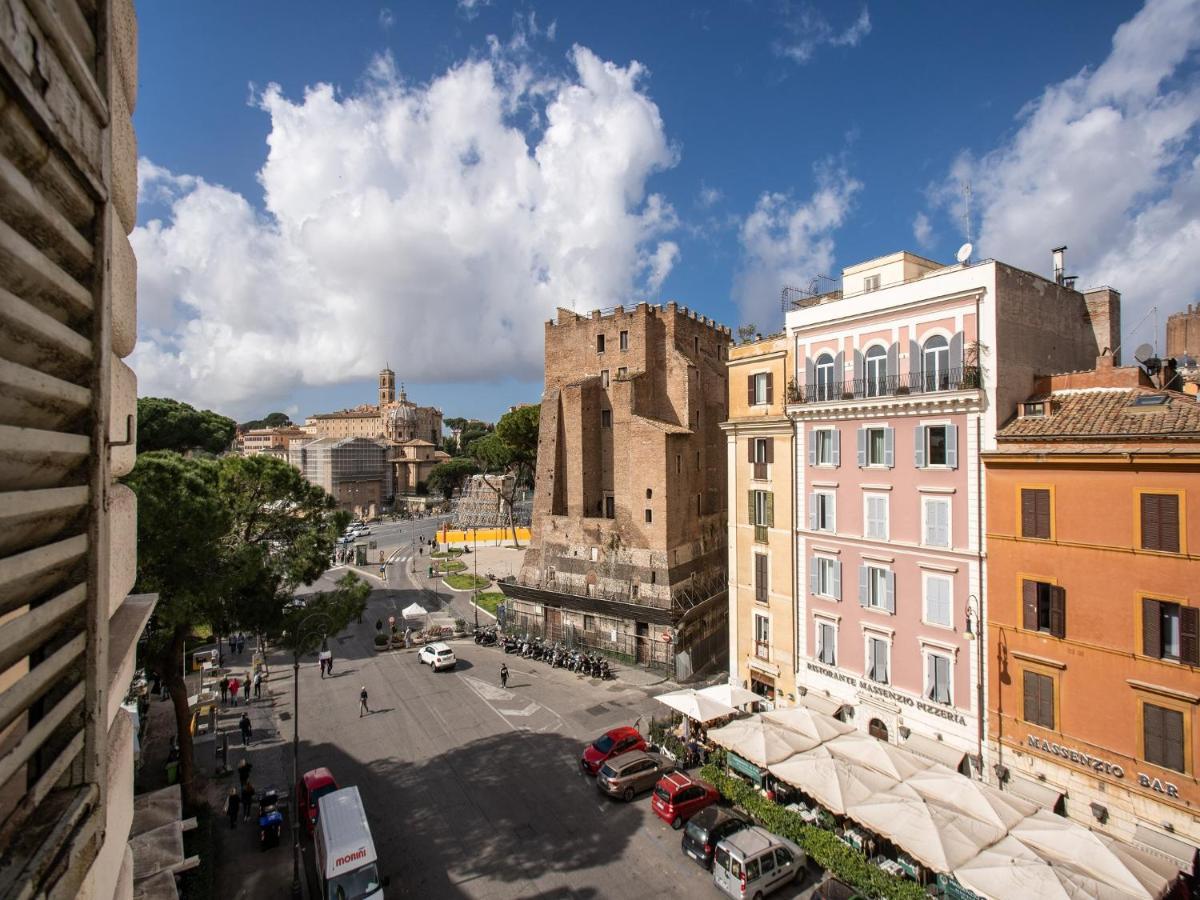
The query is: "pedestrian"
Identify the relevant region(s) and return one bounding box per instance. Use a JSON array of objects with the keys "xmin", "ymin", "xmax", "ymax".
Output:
[
  {"xmin": 253, "ymin": 671, "xmax": 262, "ymax": 700},
  {"xmin": 237, "ymin": 632, "xmax": 246, "ymax": 655},
  {"xmin": 229, "ymin": 676, "xmax": 240, "ymax": 706},
  {"xmin": 326, "ymin": 651, "xmax": 333, "ymax": 676},
  {"xmin": 375, "ymin": 619, "xmax": 383, "ymax": 634},
  {"xmin": 239, "ymin": 712, "xmax": 252, "ymax": 746},
  {"xmin": 238, "ymin": 757, "xmax": 253, "ymax": 788},
  {"xmin": 241, "ymin": 780, "xmax": 255, "ymax": 822},
  {"xmin": 219, "ymin": 675, "xmax": 229, "ymax": 704},
  {"xmin": 359, "ymin": 685, "xmax": 369, "ymax": 717},
  {"xmin": 500, "ymin": 663, "xmax": 509, "ymax": 689},
  {"xmin": 225, "ymin": 787, "xmax": 239, "ymax": 829}
]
